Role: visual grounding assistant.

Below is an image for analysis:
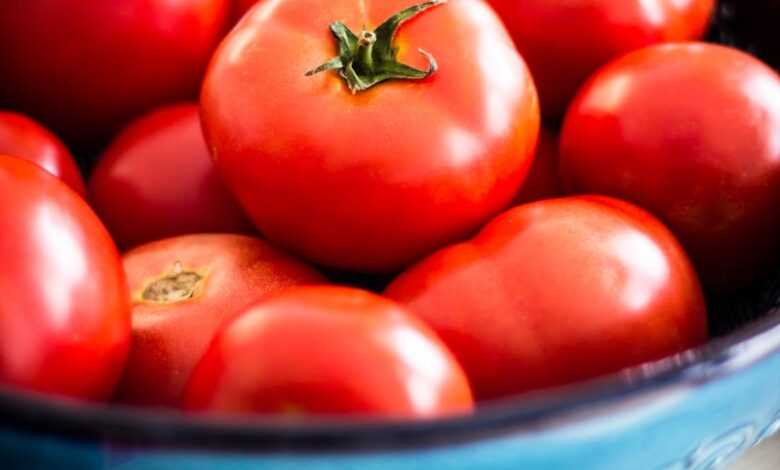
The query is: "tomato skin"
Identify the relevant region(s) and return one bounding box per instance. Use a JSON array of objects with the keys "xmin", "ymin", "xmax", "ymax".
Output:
[
  {"xmin": 0, "ymin": 111, "xmax": 86, "ymax": 196},
  {"xmin": 514, "ymin": 128, "xmax": 561, "ymax": 204},
  {"xmin": 0, "ymin": 155, "xmax": 130, "ymax": 400},
  {"xmin": 202, "ymin": 0, "xmax": 540, "ymax": 272},
  {"xmin": 231, "ymin": 0, "xmax": 257, "ymax": 23},
  {"xmin": 0, "ymin": 0, "xmax": 229, "ymax": 147},
  {"xmin": 560, "ymin": 43, "xmax": 780, "ymax": 288},
  {"xmin": 385, "ymin": 196, "xmax": 707, "ymax": 401},
  {"xmin": 486, "ymin": 0, "xmax": 715, "ymax": 118},
  {"xmin": 89, "ymin": 104, "xmax": 253, "ymax": 250},
  {"xmin": 184, "ymin": 285, "xmax": 473, "ymax": 417},
  {"xmin": 116, "ymin": 234, "xmax": 324, "ymax": 407}
]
